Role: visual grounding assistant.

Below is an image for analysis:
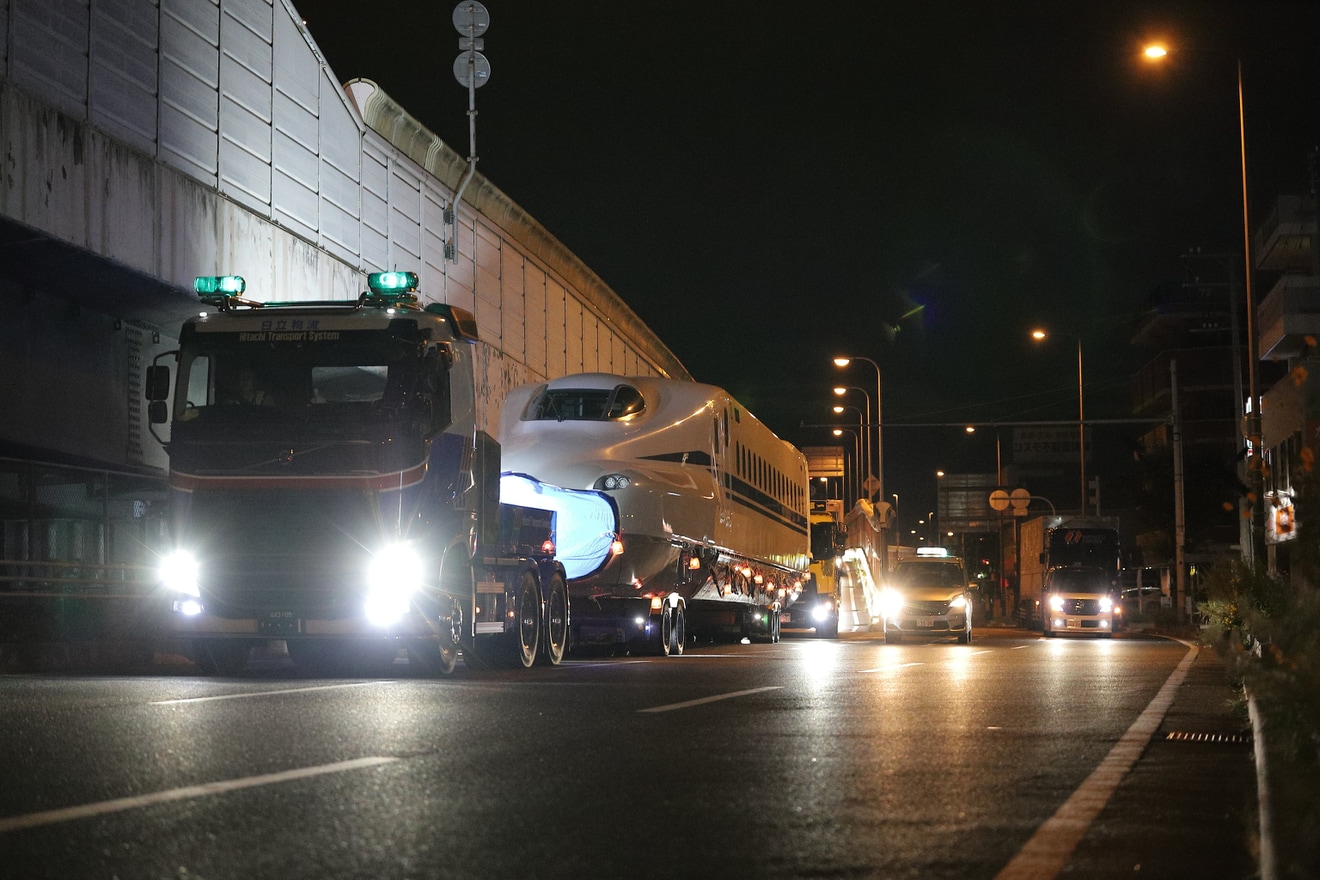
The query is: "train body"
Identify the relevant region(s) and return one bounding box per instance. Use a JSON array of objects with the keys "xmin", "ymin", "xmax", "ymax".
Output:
[
  {"xmin": 145, "ymin": 272, "xmax": 583, "ymax": 674},
  {"xmin": 499, "ymin": 373, "xmax": 811, "ymax": 654}
]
